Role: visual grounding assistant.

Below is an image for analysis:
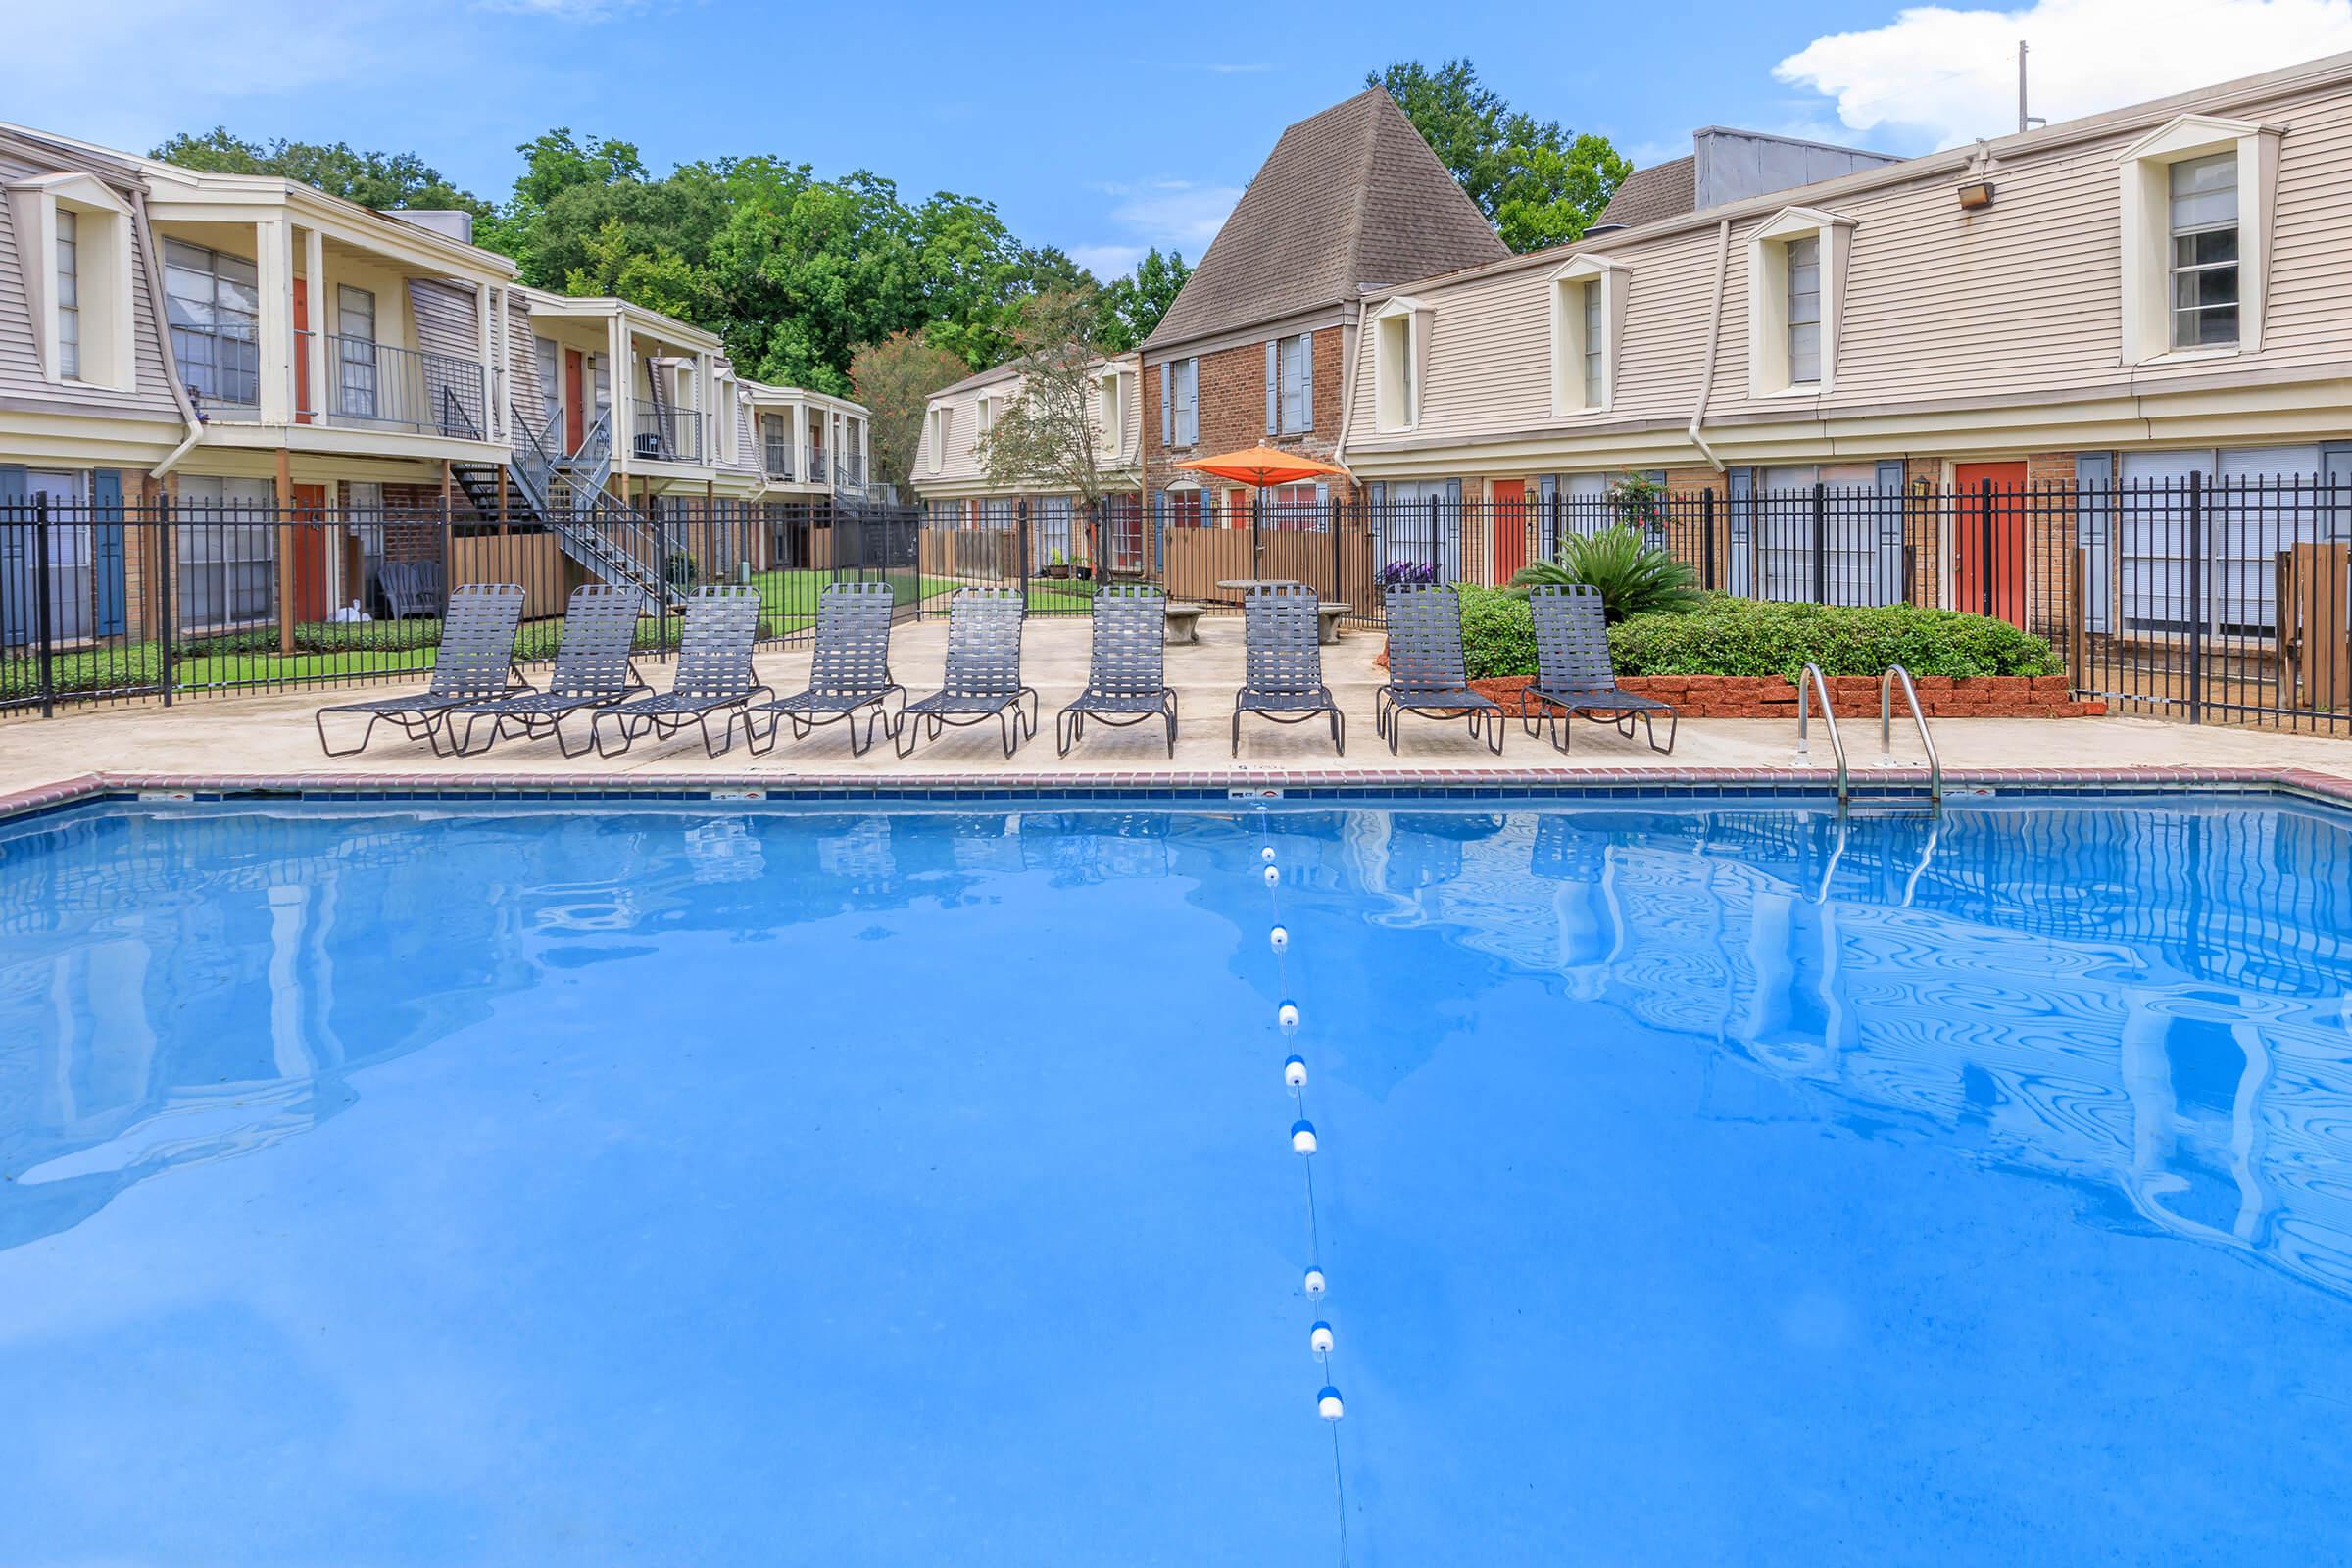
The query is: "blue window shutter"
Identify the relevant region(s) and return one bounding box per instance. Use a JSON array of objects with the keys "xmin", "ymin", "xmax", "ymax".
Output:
[
  {"xmin": 1159, "ymin": 364, "xmax": 1171, "ymax": 446},
  {"xmin": 1874, "ymin": 460, "xmax": 1905, "ymax": 606},
  {"xmin": 1727, "ymin": 466, "xmax": 1754, "ymax": 598},
  {"xmin": 0, "ymin": 466, "xmax": 26, "ymax": 649},
  {"xmin": 2323, "ymin": 442, "xmax": 2352, "ymax": 545},
  {"xmin": 1313, "ymin": 480, "xmax": 1329, "ymax": 508},
  {"xmin": 92, "ymin": 467, "xmax": 125, "ymax": 636},
  {"xmin": 1265, "ymin": 340, "xmax": 1278, "ymax": 435},
  {"xmin": 2076, "ymin": 451, "xmax": 2114, "ymax": 633},
  {"xmin": 1368, "ymin": 481, "xmax": 1386, "ymax": 507},
  {"xmin": 1299, "ymin": 335, "xmax": 1314, "ymax": 432}
]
